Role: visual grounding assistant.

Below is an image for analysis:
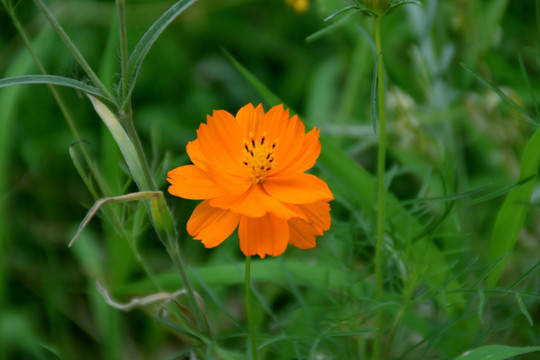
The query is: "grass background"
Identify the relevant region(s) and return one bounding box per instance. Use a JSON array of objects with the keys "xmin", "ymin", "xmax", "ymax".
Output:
[{"xmin": 0, "ymin": 0, "xmax": 539, "ymax": 359}]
